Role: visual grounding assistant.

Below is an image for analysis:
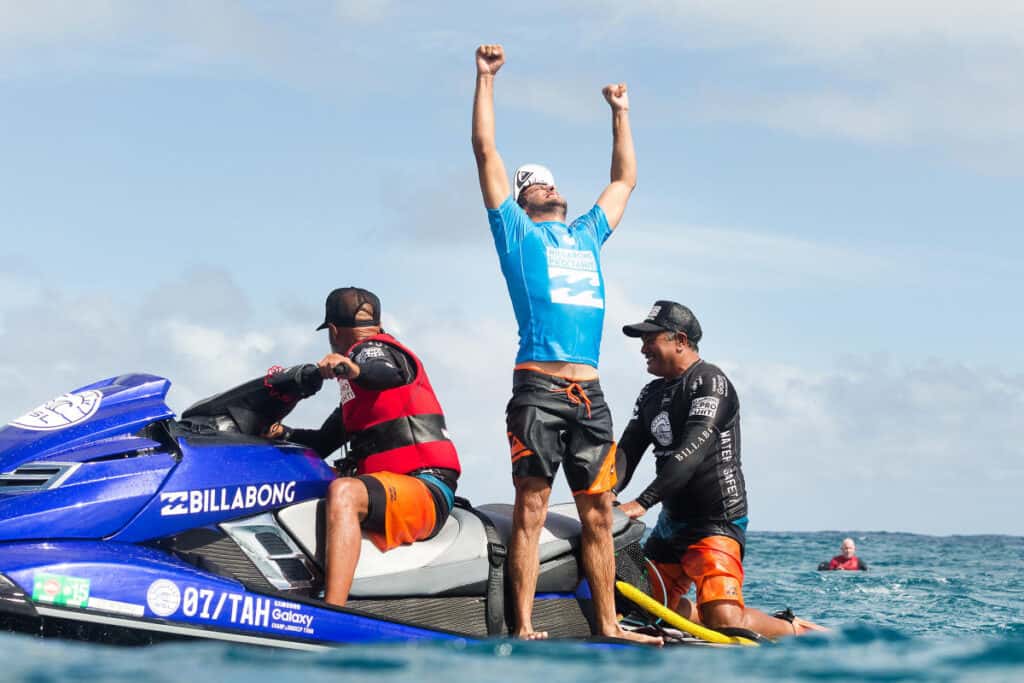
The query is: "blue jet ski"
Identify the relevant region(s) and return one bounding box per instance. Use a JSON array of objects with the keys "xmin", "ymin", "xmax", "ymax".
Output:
[{"xmin": 0, "ymin": 367, "xmax": 665, "ymax": 650}]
